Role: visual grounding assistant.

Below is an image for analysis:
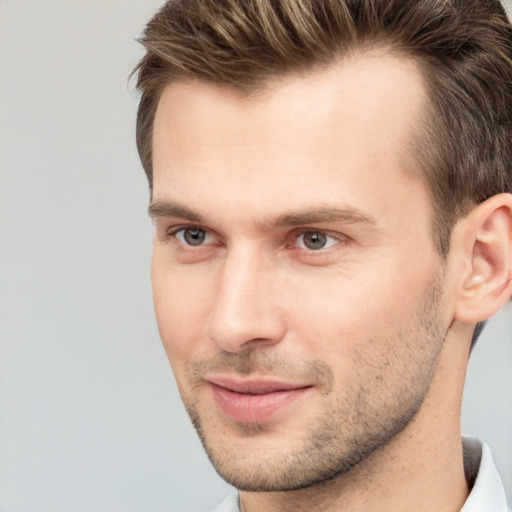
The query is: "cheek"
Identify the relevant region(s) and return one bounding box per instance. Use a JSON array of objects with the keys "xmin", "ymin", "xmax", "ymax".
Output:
[
  {"xmin": 282, "ymin": 262, "xmax": 432, "ymax": 368},
  {"xmin": 151, "ymin": 258, "xmax": 214, "ymax": 369},
  {"xmin": 284, "ymin": 268, "xmax": 402, "ymax": 336}
]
